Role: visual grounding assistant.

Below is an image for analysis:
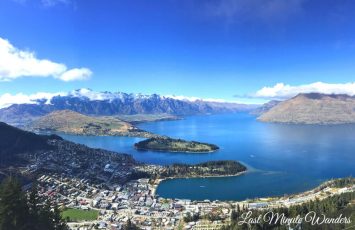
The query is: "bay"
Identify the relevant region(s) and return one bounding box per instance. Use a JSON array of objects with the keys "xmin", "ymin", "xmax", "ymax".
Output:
[{"xmin": 60, "ymin": 113, "xmax": 355, "ymax": 201}]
